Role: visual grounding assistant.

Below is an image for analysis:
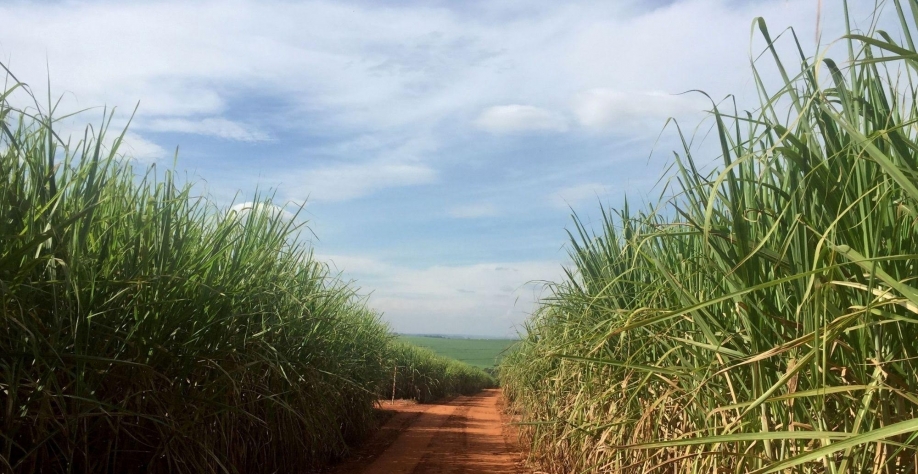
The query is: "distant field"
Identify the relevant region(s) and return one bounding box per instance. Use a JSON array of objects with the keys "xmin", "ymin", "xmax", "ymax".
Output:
[{"xmin": 398, "ymin": 335, "xmax": 517, "ymax": 369}]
